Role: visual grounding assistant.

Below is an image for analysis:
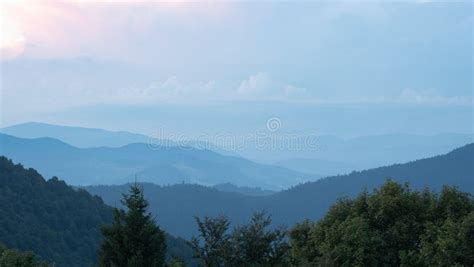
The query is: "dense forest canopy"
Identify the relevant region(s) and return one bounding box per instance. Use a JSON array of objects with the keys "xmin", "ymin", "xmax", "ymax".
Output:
[
  {"xmin": 0, "ymin": 156, "xmax": 112, "ymax": 266},
  {"xmin": 289, "ymin": 180, "xmax": 474, "ymax": 266},
  {"xmin": 187, "ymin": 180, "xmax": 474, "ymax": 266},
  {"xmin": 0, "ymin": 156, "xmax": 193, "ymax": 267}
]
